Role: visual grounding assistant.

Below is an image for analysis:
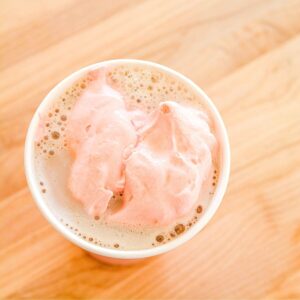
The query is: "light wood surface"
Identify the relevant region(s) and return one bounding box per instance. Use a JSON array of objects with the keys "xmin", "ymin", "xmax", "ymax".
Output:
[{"xmin": 1, "ymin": 0, "xmax": 300, "ymax": 299}]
